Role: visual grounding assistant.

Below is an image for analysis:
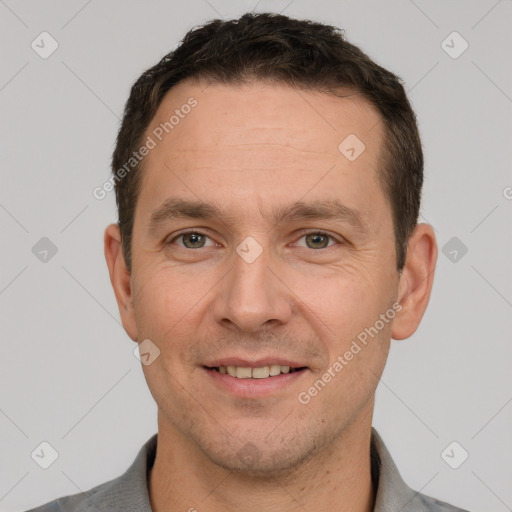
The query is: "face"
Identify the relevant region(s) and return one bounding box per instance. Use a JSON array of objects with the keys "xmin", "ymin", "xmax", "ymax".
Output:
[{"xmin": 115, "ymin": 80, "xmax": 404, "ymax": 475}]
